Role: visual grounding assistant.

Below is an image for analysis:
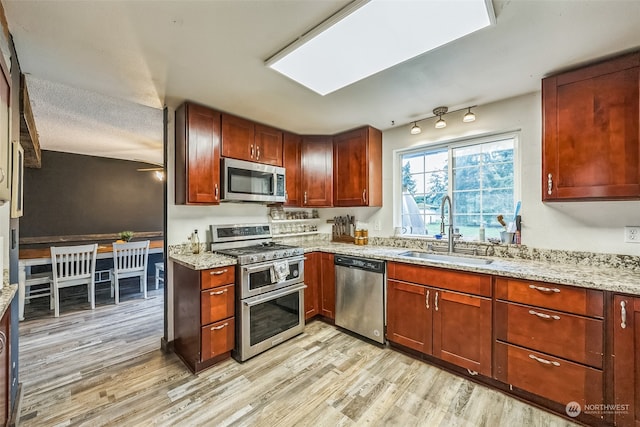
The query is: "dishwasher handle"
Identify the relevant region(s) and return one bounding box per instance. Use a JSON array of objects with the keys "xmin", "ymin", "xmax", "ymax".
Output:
[{"xmin": 334, "ymin": 255, "xmax": 385, "ymax": 273}]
